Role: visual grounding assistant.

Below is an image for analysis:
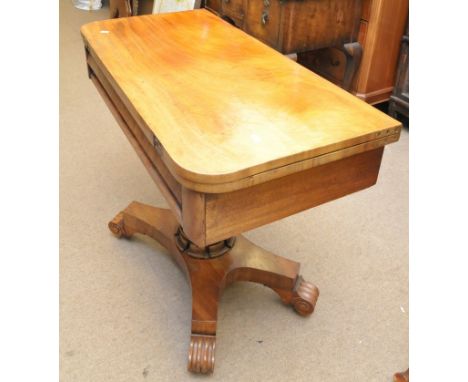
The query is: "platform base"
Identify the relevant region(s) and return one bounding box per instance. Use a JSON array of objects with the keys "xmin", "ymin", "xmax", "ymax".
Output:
[{"xmin": 109, "ymin": 201, "xmax": 319, "ymax": 374}]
